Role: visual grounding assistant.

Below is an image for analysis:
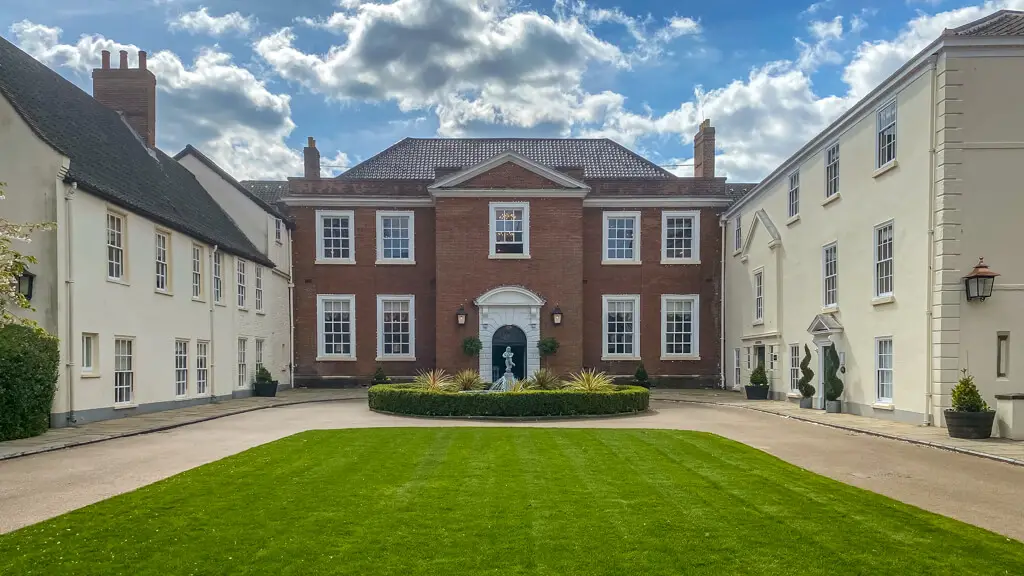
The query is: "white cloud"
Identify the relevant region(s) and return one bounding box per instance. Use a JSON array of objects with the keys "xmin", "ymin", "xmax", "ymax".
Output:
[
  {"xmin": 796, "ymin": 16, "xmax": 844, "ymax": 70},
  {"xmin": 850, "ymin": 15, "xmax": 867, "ymax": 33},
  {"xmin": 169, "ymin": 7, "xmax": 255, "ymax": 36},
  {"xmin": 9, "ymin": 20, "xmax": 340, "ymax": 179},
  {"xmin": 801, "ymin": 1, "xmax": 833, "ymax": 16}
]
